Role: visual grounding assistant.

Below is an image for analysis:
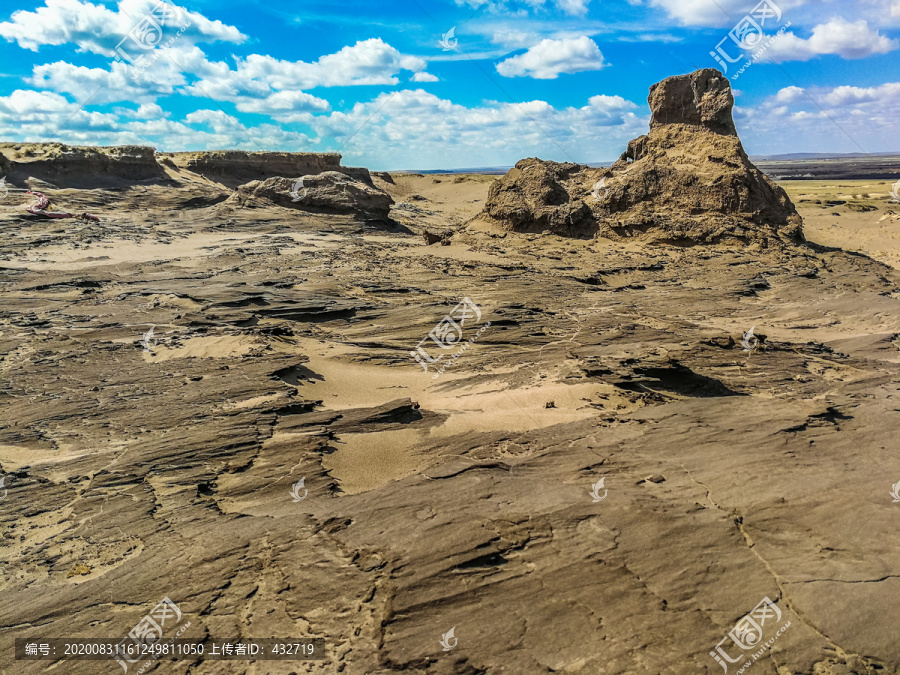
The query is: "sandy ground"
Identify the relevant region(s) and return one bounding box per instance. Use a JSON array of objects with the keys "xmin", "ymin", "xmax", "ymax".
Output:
[{"xmin": 781, "ymin": 179, "xmax": 900, "ymax": 266}]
